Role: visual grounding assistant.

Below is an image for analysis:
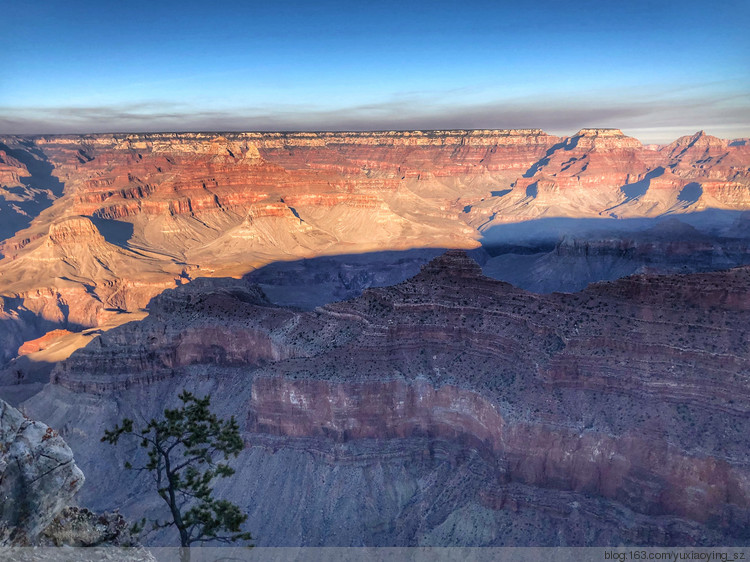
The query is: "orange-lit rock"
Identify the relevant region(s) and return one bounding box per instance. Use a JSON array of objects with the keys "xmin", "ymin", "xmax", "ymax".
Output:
[
  {"xmin": 0, "ymin": 129, "xmax": 749, "ymax": 363},
  {"xmin": 17, "ymin": 329, "xmax": 74, "ymax": 355}
]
